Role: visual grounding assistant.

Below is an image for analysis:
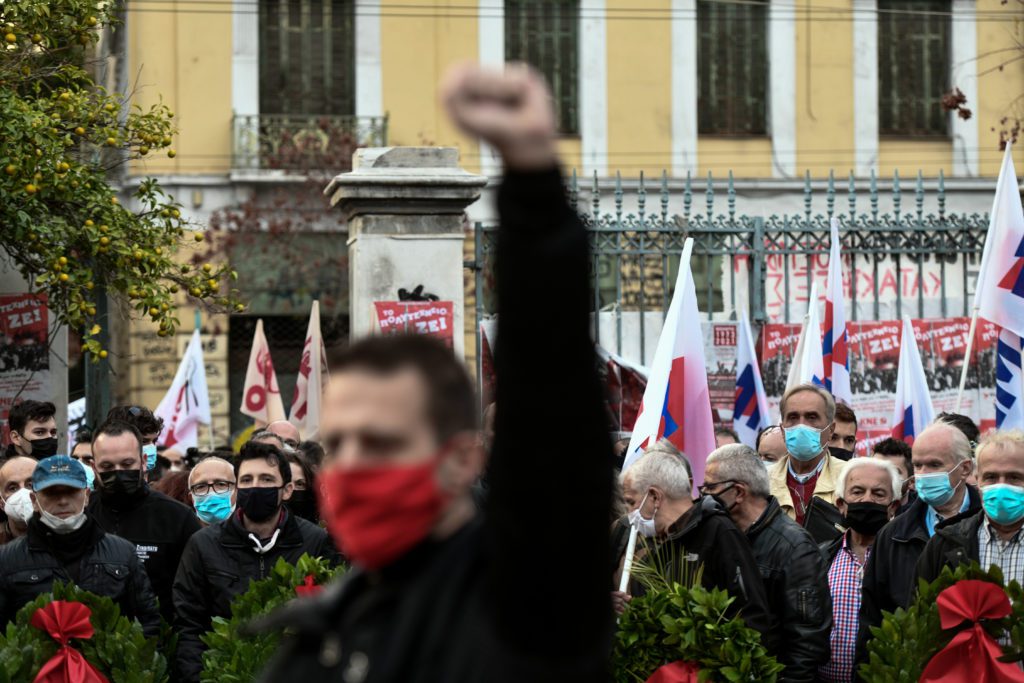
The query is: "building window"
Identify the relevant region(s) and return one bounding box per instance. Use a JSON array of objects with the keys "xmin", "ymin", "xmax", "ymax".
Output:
[
  {"xmin": 878, "ymin": 0, "xmax": 950, "ymax": 136},
  {"xmin": 259, "ymin": 0, "xmax": 355, "ymax": 115},
  {"xmin": 505, "ymin": 0, "xmax": 579, "ymax": 135},
  {"xmin": 697, "ymin": 0, "xmax": 768, "ymax": 136}
]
